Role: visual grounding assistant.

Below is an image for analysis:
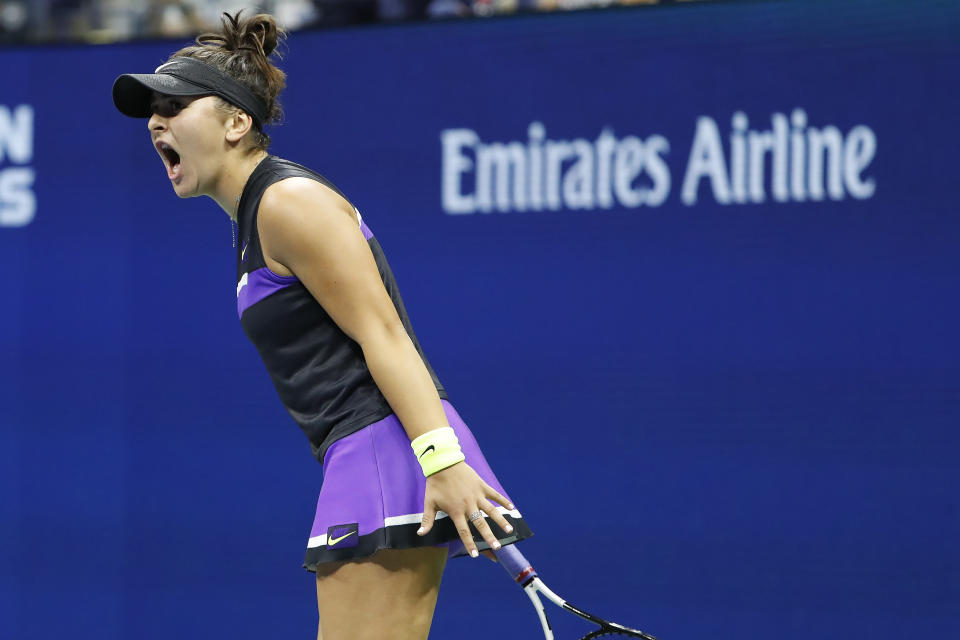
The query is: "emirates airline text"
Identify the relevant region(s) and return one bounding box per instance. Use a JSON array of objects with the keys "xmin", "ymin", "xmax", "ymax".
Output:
[{"xmin": 441, "ymin": 109, "xmax": 876, "ymax": 215}]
